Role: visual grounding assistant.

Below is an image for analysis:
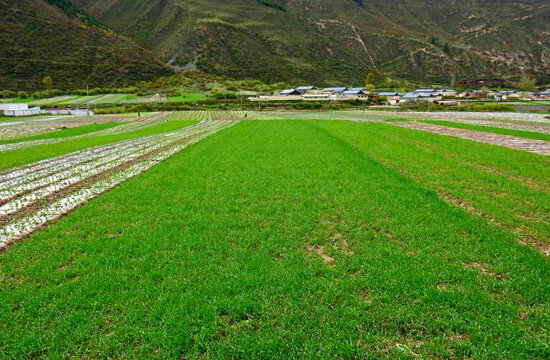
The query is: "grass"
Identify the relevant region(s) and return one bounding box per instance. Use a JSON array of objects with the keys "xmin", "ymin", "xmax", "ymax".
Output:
[
  {"xmin": 0, "ymin": 120, "xmax": 547, "ymax": 358},
  {"xmin": 120, "ymin": 94, "xmax": 153, "ymax": 104},
  {"xmin": 89, "ymin": 94, "xmax": 126, "ymax": 105},
  {"xmin": 118, "ymin": 93, "xmax": 206, "ymax": 104},
  {"xmin": 168, "ymin": 93, "xmax": 207, "ymax": 102},
  {"xmin": 0, "ymin": 119, "xmax": 197, "ymax": 170},
  {"xmin": 3, "ymin": 97, "xmax": 40, "ymax": 104},
  {"xmin": 57, "ymin": 95, "xmax": 104, "ymax": 105},
  {"xmin": 312, "ymin": 120, "xmax": 550, "ymax": 246},
  {"xmin": 0, "ymin": 122, "xmax": 124, "ymax": 145},
  {"xmin": 0, "ymin": 114, "xmax": 70, "ymax": 122},
  {"xmin": 421, "ymin": 120, "xmax": 550, "ymax": 141}
]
